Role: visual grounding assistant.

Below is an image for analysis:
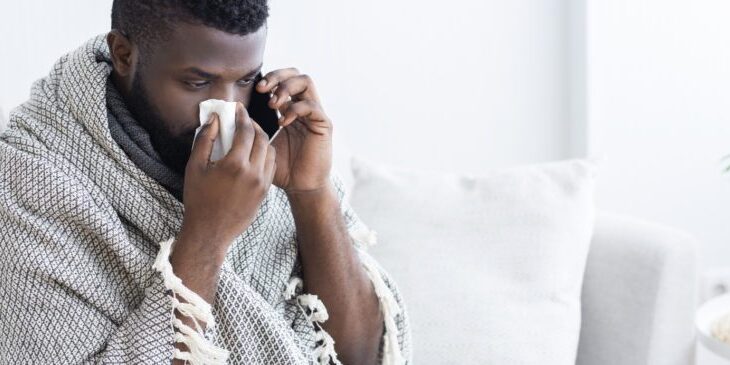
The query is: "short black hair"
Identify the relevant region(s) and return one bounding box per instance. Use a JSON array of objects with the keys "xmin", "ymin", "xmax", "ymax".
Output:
[{"xmin": 111, "ymin": 0, "xmax": 268, "ymax": 52}]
